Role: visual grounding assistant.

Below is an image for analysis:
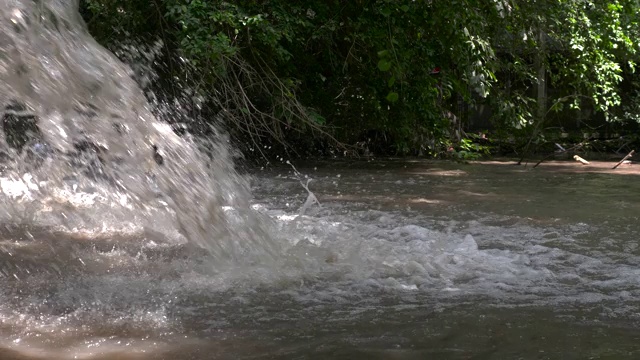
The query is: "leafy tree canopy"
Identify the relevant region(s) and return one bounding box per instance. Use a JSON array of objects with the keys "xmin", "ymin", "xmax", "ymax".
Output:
[{"xmin": 81, "ymin": 0, "xmax": 640, "ymax": 158}]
